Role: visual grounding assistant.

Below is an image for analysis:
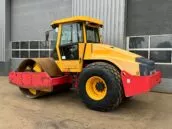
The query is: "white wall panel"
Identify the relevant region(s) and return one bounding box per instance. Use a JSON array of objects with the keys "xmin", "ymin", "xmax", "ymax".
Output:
[
  {"xmin": 0, "ymin": 0, "xmax": 6, "ymax": 61},
  {"xmin": 72, "ymin": 0, "xmax": 126, "ymax": 48}
]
